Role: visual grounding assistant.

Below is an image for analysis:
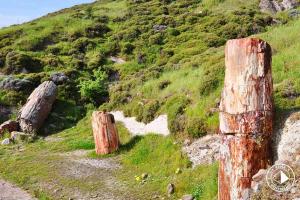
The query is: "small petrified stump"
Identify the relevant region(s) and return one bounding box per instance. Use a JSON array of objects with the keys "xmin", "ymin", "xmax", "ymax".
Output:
[
  {"xmin": 92, "ymin": 111, "xmax": 120, "ymax": 155},
  {"xmin": 0, "ymin": 120, "xmax": 19, "ymax": 135},
  {"xmin": 18, "ymin": 81, "xmax": 57, "ymax": 134},
  {"xmin": 218, "ymin": 38, "xmax": 273, "ymax": 200}
]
